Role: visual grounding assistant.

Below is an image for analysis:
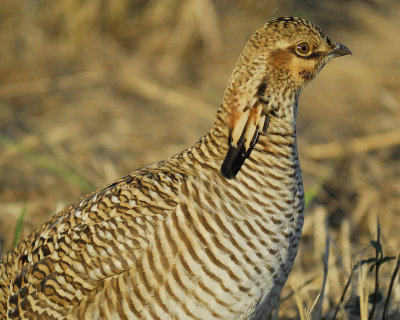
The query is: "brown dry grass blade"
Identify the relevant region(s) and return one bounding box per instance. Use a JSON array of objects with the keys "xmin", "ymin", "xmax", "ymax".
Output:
[{"xmin": 316, "ymin": 221, "xmax": 330, "ymax": 319}]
